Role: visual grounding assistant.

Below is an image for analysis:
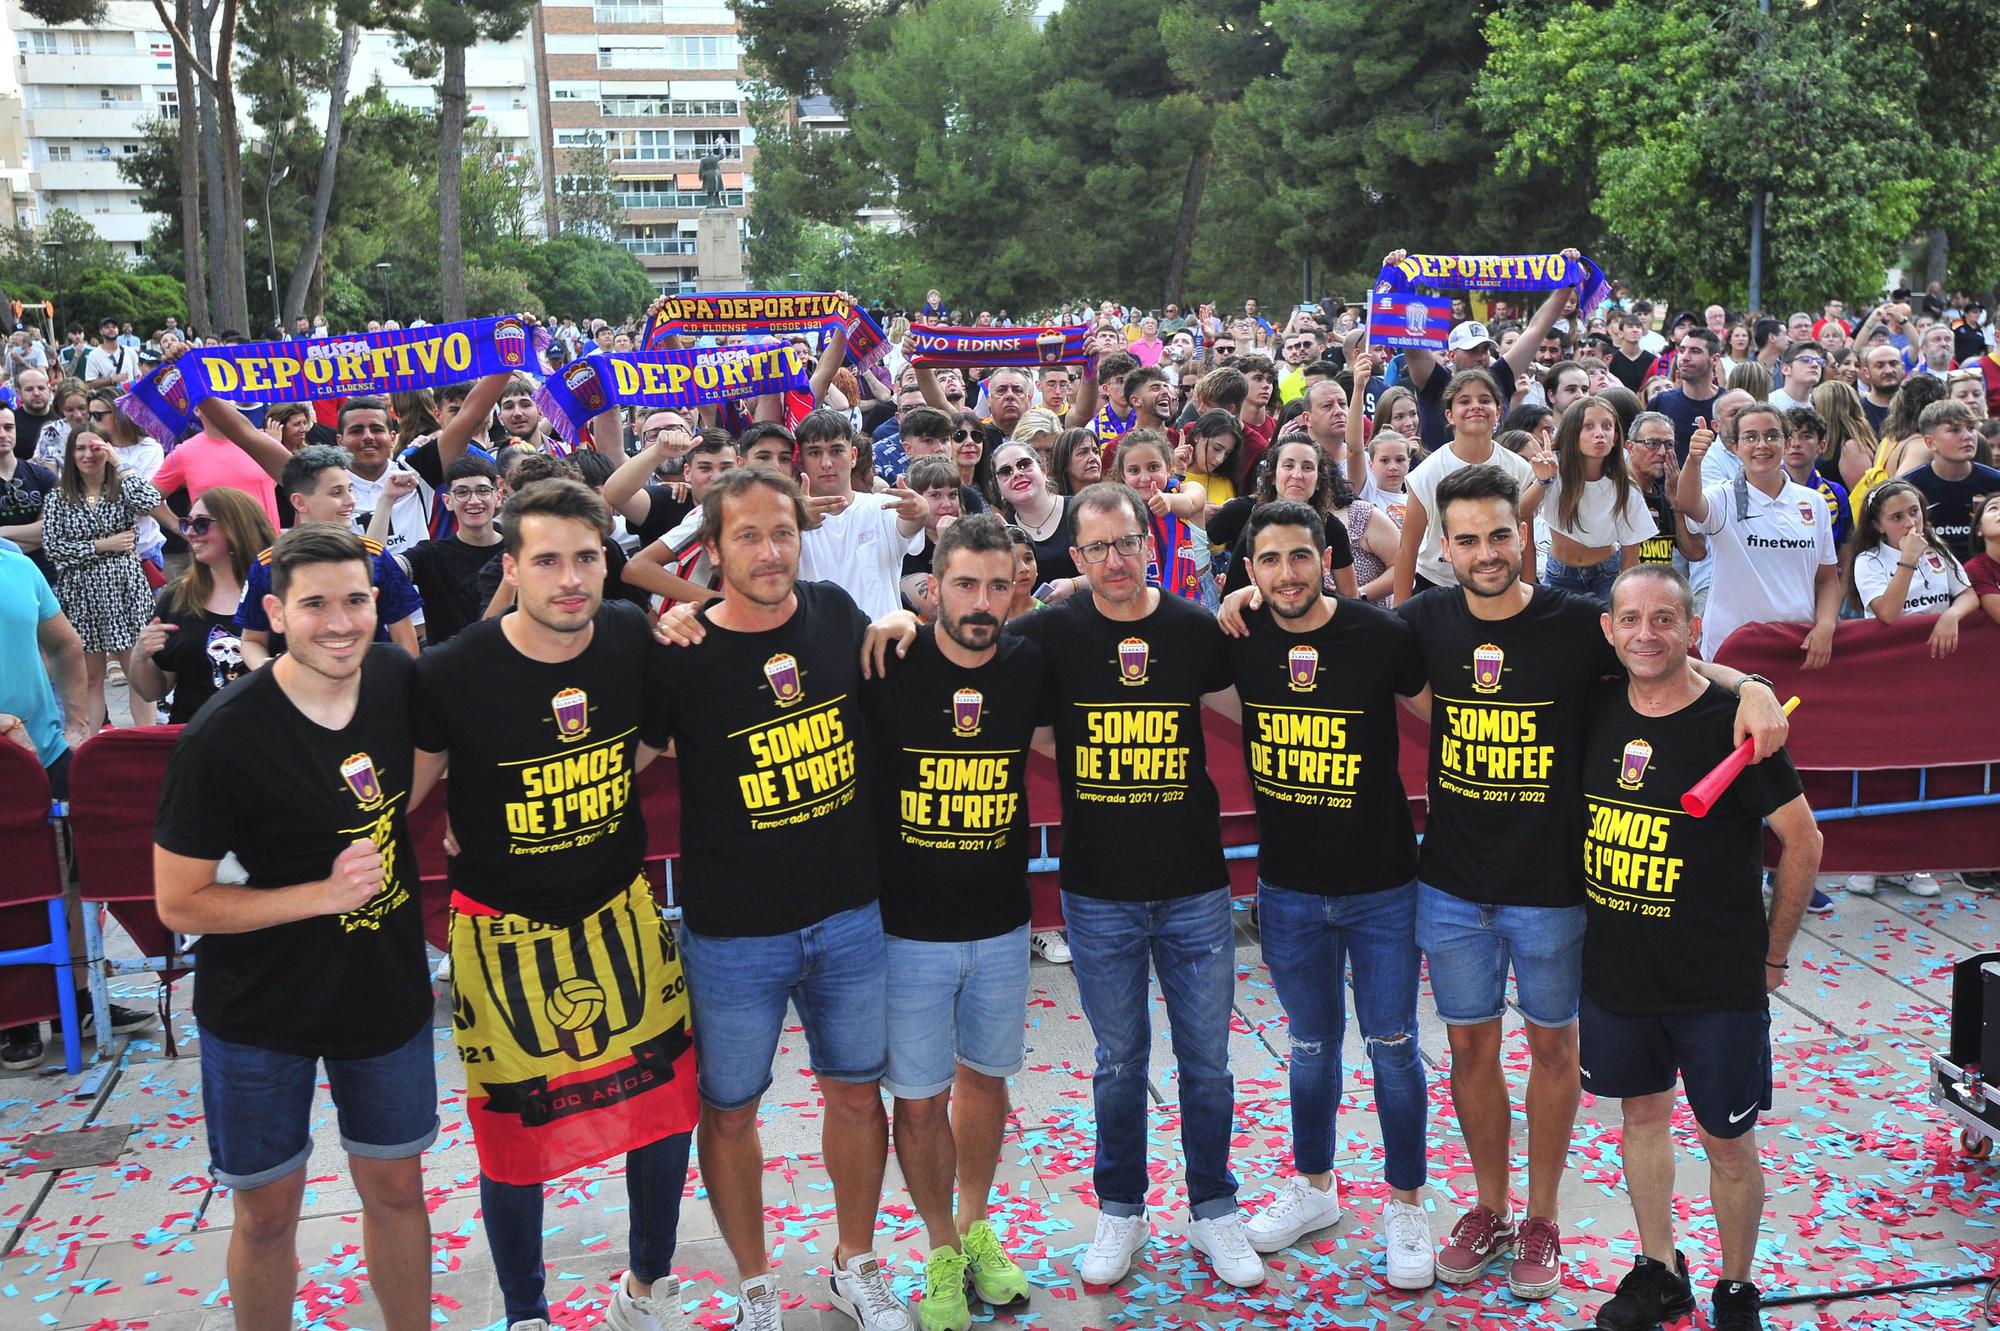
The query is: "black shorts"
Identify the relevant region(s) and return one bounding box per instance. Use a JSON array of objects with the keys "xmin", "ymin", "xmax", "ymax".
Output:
[{"xmin": 1579, "ymin": 995, "xmax": 1771, "ymax": 1139}]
